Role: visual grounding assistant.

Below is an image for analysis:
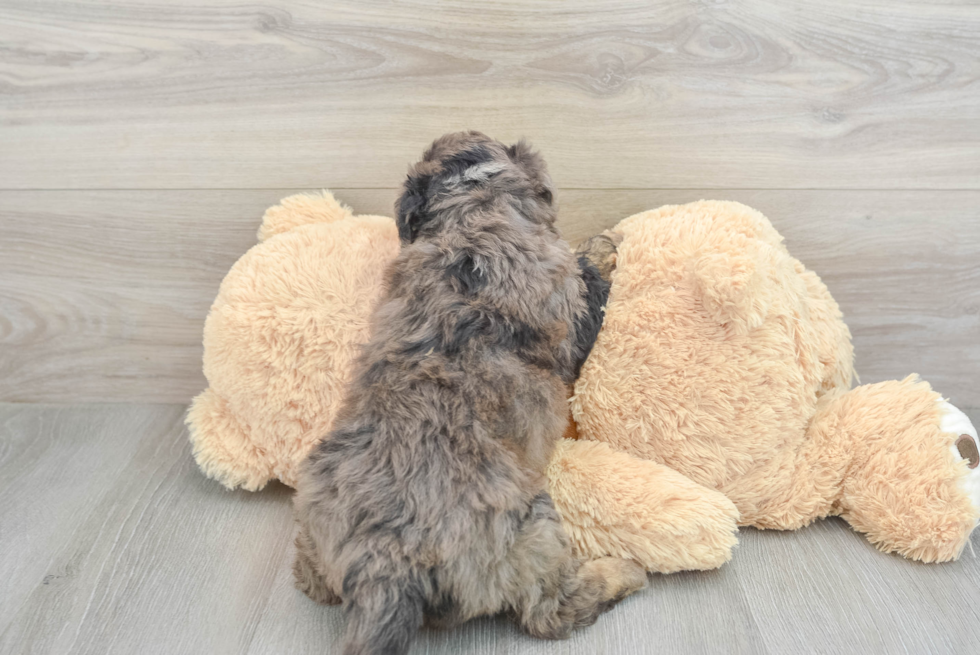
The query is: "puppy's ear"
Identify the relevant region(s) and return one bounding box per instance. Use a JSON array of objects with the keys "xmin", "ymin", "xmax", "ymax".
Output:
[
  {"xmin": 507, "ymin": 140, "xmax": 554, "ymax": 206},
  {"xmin": 395, "ymin": 172, "xmax": 431, "ymax": 243},
  {"xmin": 538, "ymin": 185, "xmax": 554, "ymax": 206},
  {"xmin": 506, "ymin": 140, "xmax": 536, "ymax": 170}
]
